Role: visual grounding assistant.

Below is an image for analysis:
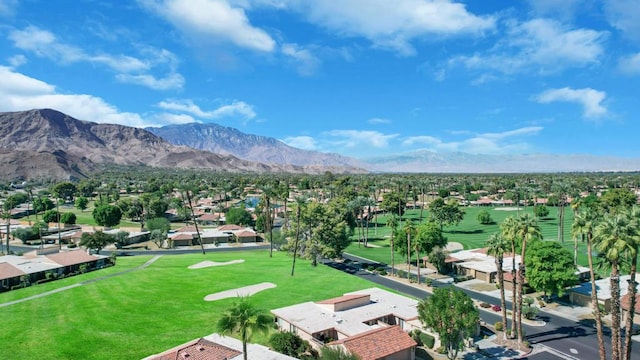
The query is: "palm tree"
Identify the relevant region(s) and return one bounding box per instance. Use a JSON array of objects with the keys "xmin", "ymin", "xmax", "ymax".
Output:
[
  {"xmin": 404, "ymin": 221, "xmax": 417, "ymax": 281},
  {"xmin": 572, "ymin": 208, "xmax": 606, "ymax": 360},
  {"xmin": 500, "ymin": 216, "xmax": 518, "ymax": 339},
  {"xmin": 513, "ymin": 213, "xmax": 541, "ymax": 344},
  {"xmin": 595, "ymin": 212, "xmax": 634, "ymax": 360},
  {"xmin": 623, "ymin": 206, "xmax": 640, "ymax": 360},
  {"xmin": 387, "ymin": 214, "xmax": 398, "ymax": 277},
  {"xmin": 291, "ymin": 196, "xmax": 306, "ymax": 277},
  {"xmin": 486, "ymin": 232, "xmax": 509, "ymax": 339},
  {"xmin": 217, "ymin": 297, "xmax": 272, "ymax": 360},
  {"xmin": 260, "ymin": 184, "xmax": 274, "ymax": 258}
]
